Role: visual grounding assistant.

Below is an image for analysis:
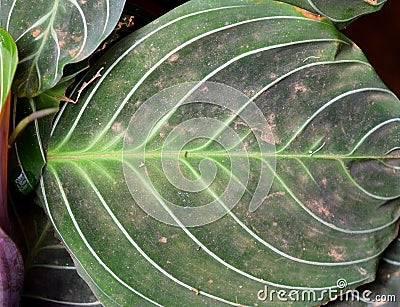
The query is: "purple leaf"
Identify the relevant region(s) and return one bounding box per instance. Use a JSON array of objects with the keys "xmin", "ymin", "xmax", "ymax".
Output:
[{"xmin": 0, "ymin": 227, "xmax": 23, "ymax": 307}]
